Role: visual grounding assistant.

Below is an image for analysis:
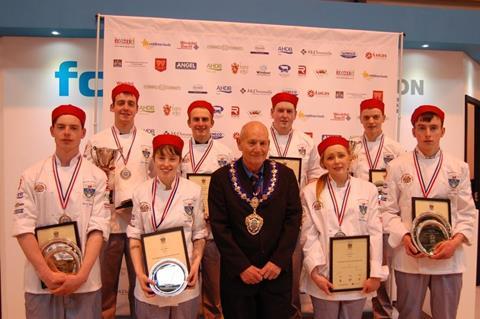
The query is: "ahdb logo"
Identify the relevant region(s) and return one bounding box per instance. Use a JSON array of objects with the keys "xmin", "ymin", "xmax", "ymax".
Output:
[{"xmin": 55, "ymin": 61, "xmax": 103, "ymax": 97}]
